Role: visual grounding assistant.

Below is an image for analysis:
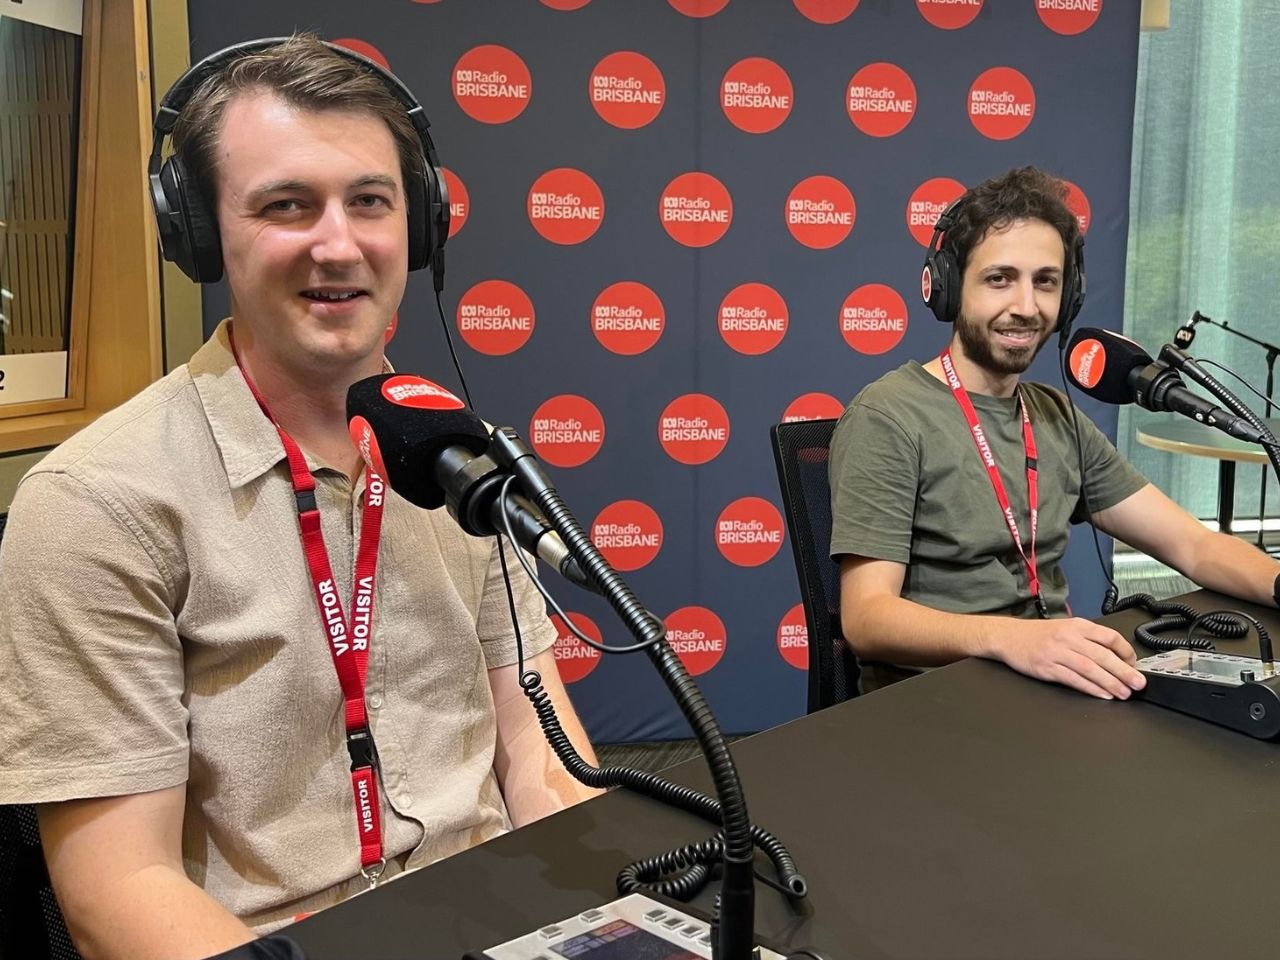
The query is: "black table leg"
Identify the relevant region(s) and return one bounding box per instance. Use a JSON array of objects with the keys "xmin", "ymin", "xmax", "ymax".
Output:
[{"xmin": 1218, "ymin": 461, "xmax": 1236, "ymax": 534}]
